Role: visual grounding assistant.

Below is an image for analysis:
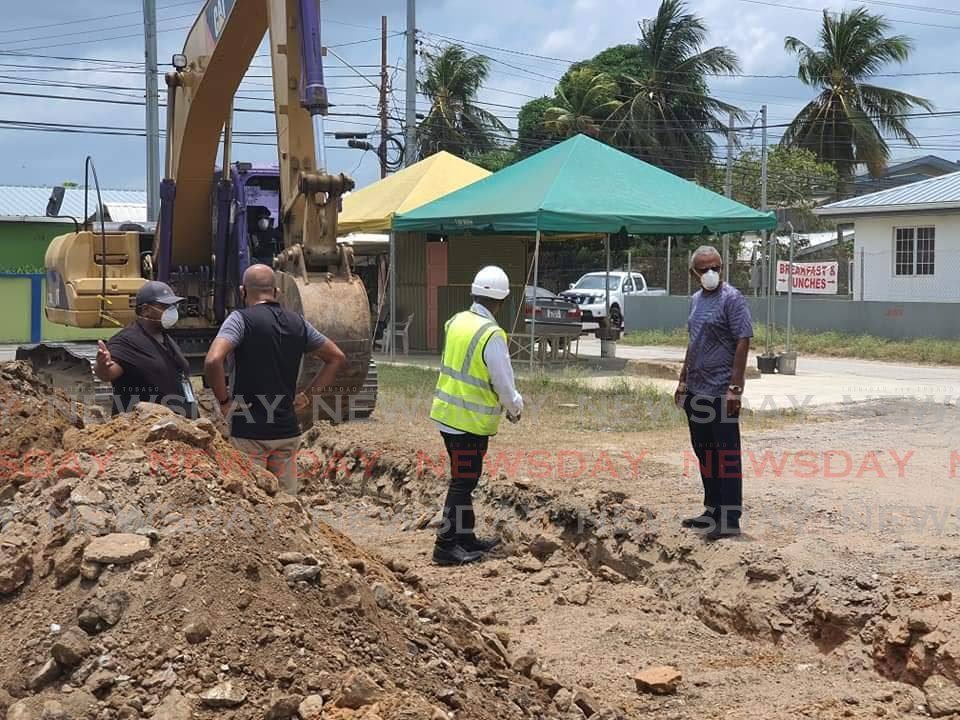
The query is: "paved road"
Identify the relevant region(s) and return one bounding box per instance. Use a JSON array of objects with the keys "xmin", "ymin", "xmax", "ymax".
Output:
[{"xmin": 576, "ymin": 337, "xmax": 960, "ymax": 410}]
